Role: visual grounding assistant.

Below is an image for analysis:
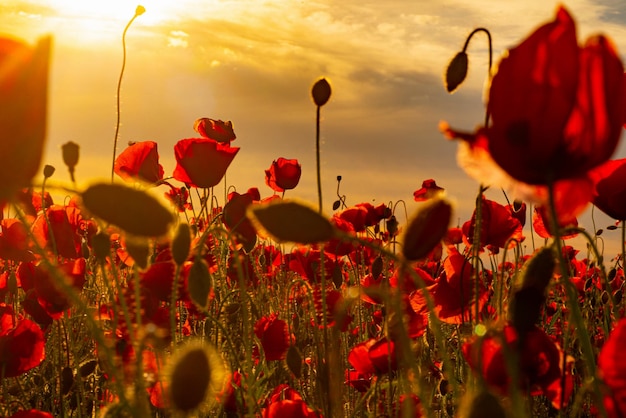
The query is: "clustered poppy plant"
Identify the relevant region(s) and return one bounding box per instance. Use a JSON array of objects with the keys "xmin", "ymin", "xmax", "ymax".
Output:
[{"xmin": 2, "ymin": 5, "xmax": 626, "ymax": 417}]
